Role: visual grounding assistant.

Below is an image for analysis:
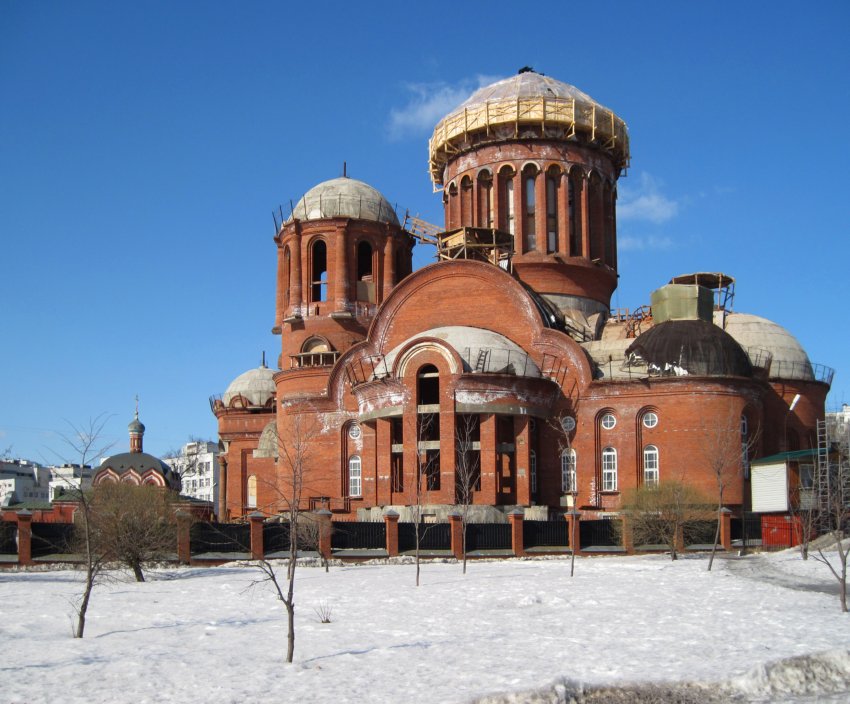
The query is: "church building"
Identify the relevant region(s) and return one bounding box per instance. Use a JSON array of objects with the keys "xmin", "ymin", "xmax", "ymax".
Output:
[{"xmin": 212, "ymin": 70, "xmax": 831, "ymax": 523}]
